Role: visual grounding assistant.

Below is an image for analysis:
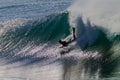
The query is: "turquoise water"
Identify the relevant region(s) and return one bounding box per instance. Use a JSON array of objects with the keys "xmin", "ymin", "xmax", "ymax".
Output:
[{"xmin": 0, "ymin": 0, "xmax": 120, "ymax": 80}]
